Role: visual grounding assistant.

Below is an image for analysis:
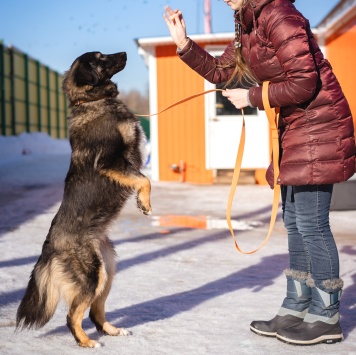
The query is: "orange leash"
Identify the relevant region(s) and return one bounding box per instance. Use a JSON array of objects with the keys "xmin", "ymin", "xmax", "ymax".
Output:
[
  {"xmin": 226, "ymin": 81, "xmax": 281, "ymax": 254},
  {"xmin": 137, "ymin": 84, "xmax": 280, "ymax": 254},
  {"xmin": 136, "ymin": 89, "xmax": 224, "ymax": 117}
]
